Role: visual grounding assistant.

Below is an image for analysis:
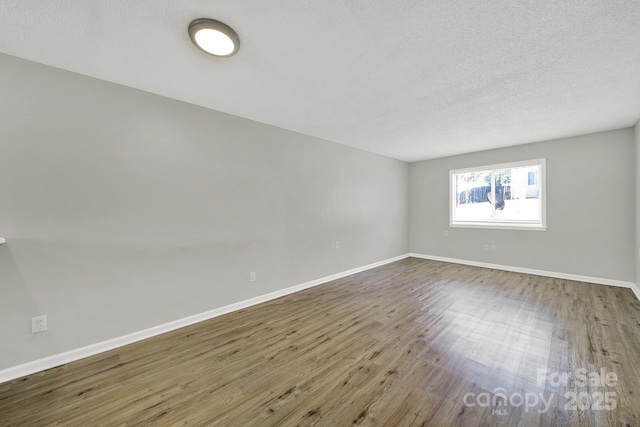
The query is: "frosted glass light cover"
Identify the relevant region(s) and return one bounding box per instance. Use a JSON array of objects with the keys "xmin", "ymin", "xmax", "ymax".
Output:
[{"xmin": 194, "ymin": 29, "xmax": 235, "ymax": 56}]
